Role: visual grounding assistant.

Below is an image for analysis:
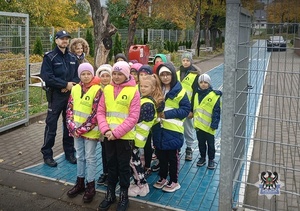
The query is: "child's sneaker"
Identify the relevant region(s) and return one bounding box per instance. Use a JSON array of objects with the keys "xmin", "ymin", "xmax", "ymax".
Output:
[
  {"xmin": 151, "ymin": 159, "xmax": 160, "ymax": 172},
  {"xmin": 185, "ymin": 147, "xmax": 193, "ymax": 161},
  {"xmin": 97, "ymin": 173, "xmax": 108, "ymax": 185},
  {"xmin": 207, "ymin": 160, "xmax": 215, "ymax": 170},
  {"xmin": 128, "ymin": 183, "xmax": 149, "ymax": 197},
  {"xmin": 196, "ymin": 157, "xmax": 206, "ymax": 167},
  {"xmin": 153, "ymin": 178, "xmax": 168, "ymax": 189},
  {"xmin": 162, "ymin": 181, "xmax": 181, "ymax": 193},
  {"xmin": 151, "ymin": 163, "xmax": 160, "ymax": 172}
]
